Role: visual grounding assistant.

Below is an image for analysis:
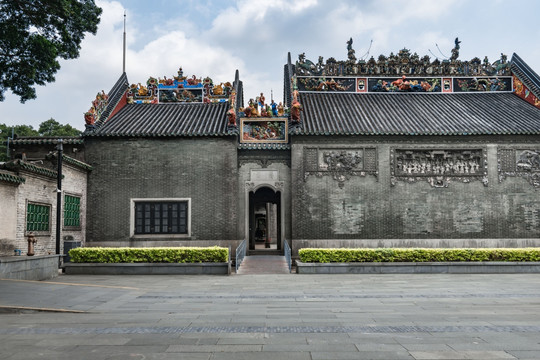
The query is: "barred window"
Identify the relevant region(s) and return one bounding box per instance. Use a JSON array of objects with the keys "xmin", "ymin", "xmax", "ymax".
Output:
[
  {"xmin": 64, "ymin": 195, "xmax": 81, "ymax": 228},
  {"xmin": 135, "ymin": 201, "xmax": 188, "ymax": 235},
  {"xmin": 27, "ymin": 203, "xmax": 50, "ymax": 232}
]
